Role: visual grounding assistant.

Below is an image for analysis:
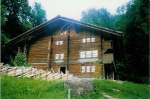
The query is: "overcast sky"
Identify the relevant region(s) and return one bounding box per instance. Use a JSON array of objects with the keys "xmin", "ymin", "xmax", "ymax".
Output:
[{"xmin": 29, "ymin": 0, "xmax": 130, "ymax": 20}]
